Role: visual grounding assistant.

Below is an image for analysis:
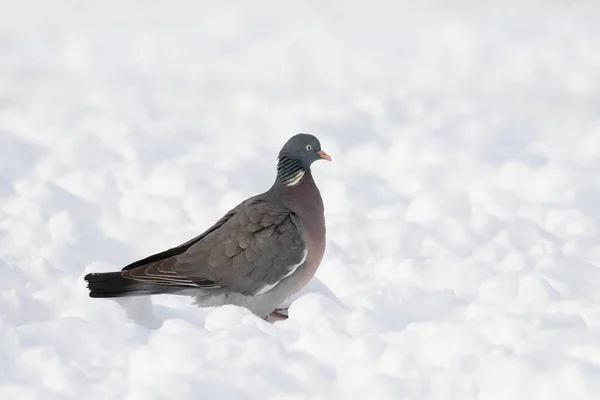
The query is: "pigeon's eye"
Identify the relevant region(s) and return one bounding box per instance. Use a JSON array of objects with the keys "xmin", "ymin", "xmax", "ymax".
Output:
[{"xmin": 306, "ymin": 145, "xmax": 312, "ymax": 151}]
